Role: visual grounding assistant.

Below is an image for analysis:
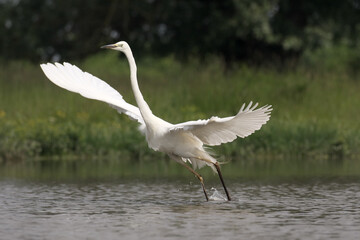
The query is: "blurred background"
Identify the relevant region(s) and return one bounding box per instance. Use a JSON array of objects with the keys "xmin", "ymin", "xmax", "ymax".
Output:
[
  {"xmin": 0, "ymin": 0, "xmax": 360, "ymax": 179},
  {"xmin": 1, "ymin": 0, "xmax": 360, "ymax": 64}
]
